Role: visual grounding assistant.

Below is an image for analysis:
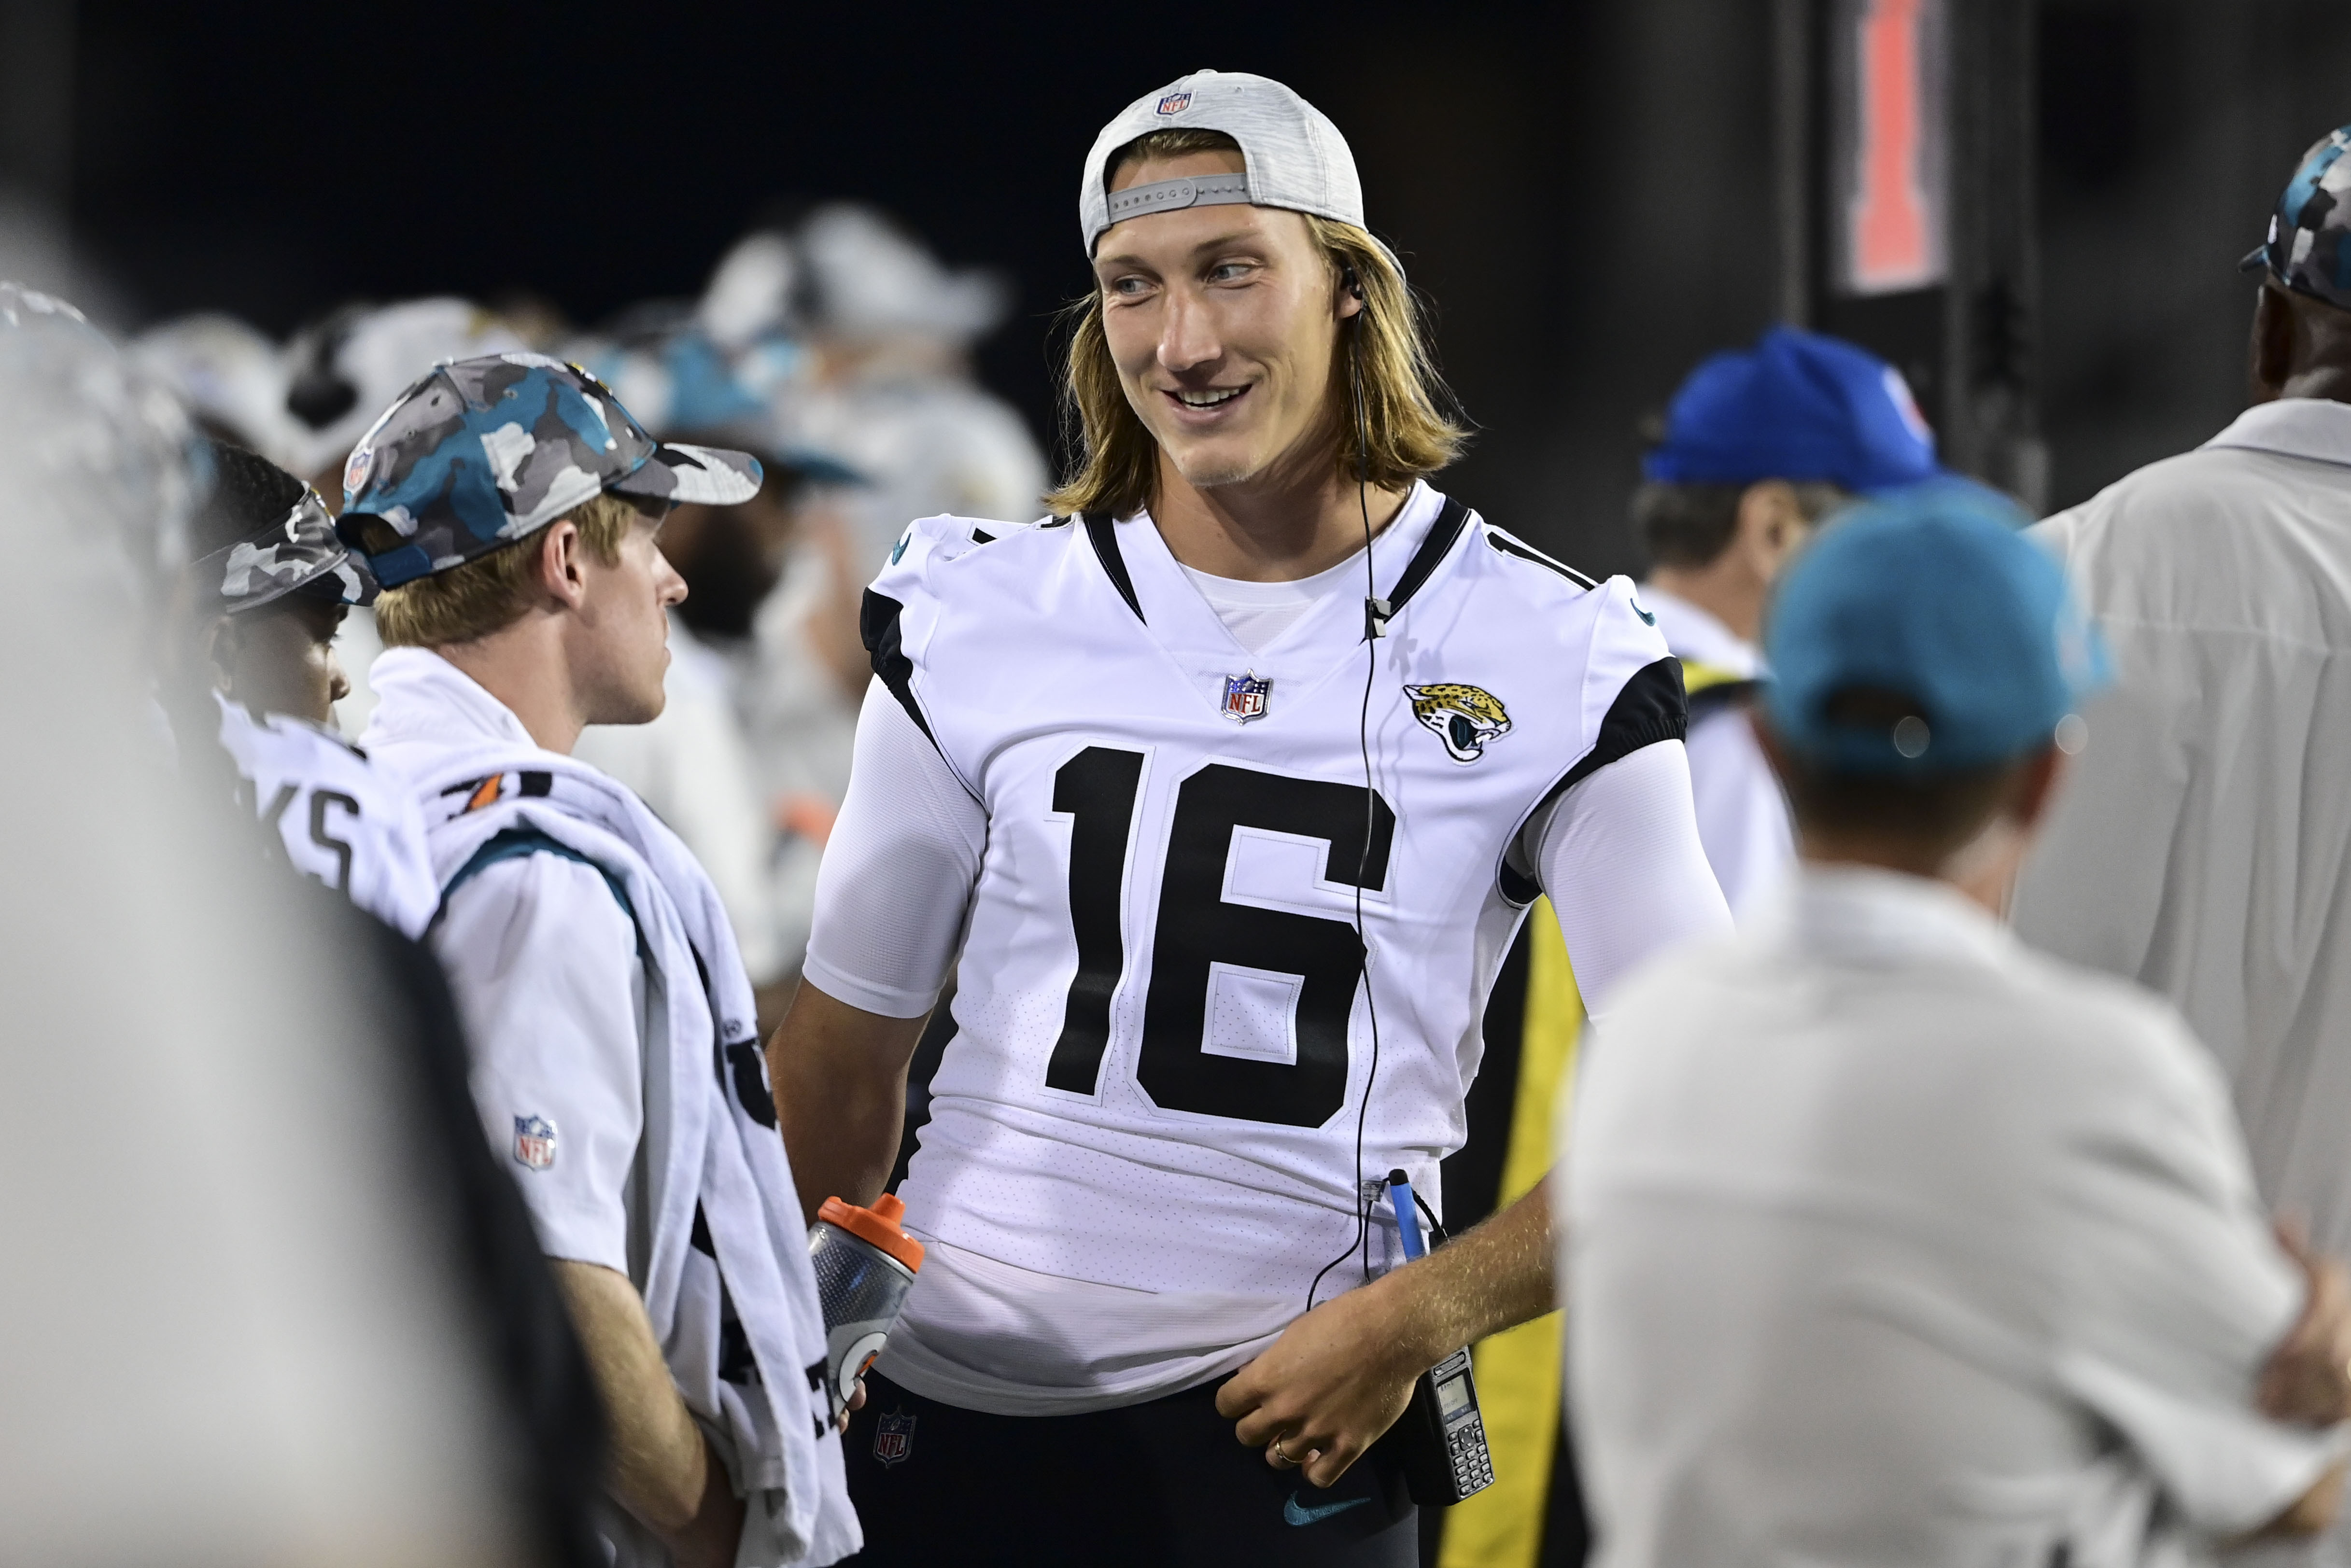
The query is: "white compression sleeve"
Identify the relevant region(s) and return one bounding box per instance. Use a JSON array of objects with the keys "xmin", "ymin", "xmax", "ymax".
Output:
[
  {"xmin": 800, "ymin": 680, "xmax": 988, "ymax": 1018},
  {"xmin": 1531, "ymin": 739, "xmax": 1732, "ymax": 1020}
]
